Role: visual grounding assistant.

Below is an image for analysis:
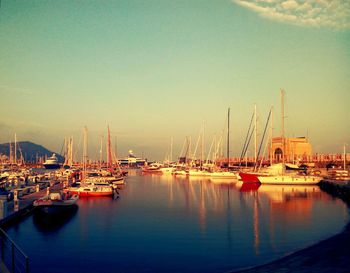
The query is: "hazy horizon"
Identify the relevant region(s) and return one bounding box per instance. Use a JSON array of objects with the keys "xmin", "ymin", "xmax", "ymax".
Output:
[{"xmin": 1, "ymin": 1, "xmax": 349, "ymax": 161}]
